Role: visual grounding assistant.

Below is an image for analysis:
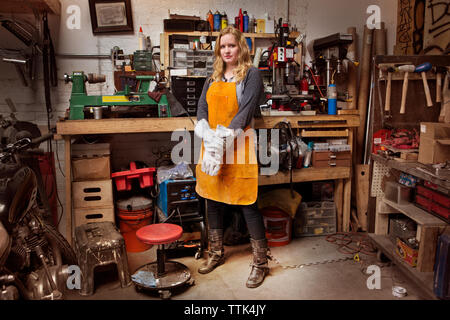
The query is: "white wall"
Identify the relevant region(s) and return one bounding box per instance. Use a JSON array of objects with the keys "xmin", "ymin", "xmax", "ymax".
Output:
[{"xmin": 0, "ymin": 0, "xmax": 397, "ymax": 237}]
